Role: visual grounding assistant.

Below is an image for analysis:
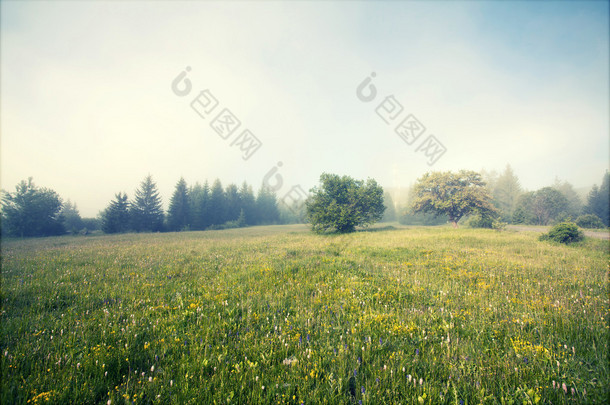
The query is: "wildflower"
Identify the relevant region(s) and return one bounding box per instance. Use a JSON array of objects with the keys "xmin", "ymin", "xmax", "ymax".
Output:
[
  {"xmin": 151, "ymin": 365, "xmax": 155, "ymax": 372},
  {"xmin": 354, "ymin": 369, "xmax": 357, "ymax": 377},
  {"xmin": 148, "ymin": 376, "xmax": 153, "ymax": 382},
  {"xmin": 562, "ymin": 383, "xmax": 567, "ymax": 394},
  {"xmin": 262, "ymin": 385, "xmax": 265, "ymax": 390},
  {"xmin": 170, "ymin": 380, "xmax": 173, "ymax": 387},
  {"xmin": 107, "ymin": 400, "xmax": 112, "ymax": 405},
  {"xmin": 361, "ymin": 386, "xmax": 365, "ymax": 394},
  {"xmin": 552, "ymin": 381, "xmax": 556, "ymax": 389},
  {"xmin": 419, "ymin": 378, "xmax": 423, "ymax": 385},
  {"xmin": 407, "ymin": 374, "xmax": 412, "ymax": 382},
  {"xmin": 77, "ymin": 363, "xmax": 81, "ymax": 369},
  {"xmin": 571, "ymin": 388, "xmax": 575, "ymax": 396},
  {"xmin": 415, "ymin": 349, "xmax": 419, "ymax": 355}
]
